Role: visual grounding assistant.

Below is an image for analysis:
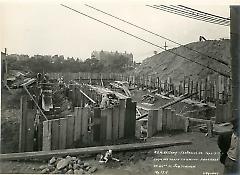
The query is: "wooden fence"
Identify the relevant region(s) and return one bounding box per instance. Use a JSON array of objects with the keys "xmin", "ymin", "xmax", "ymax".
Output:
[
  {"xmin": 42, "ymin": 98, "xmax": 136, "ymax": 151},
  {"xmin": 49, "ymin": 72, "xmax": 231, "ymax": 104},
  {"xmin": 147, "ymin": 108, "xmax": 186, "ymax": 137}
]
